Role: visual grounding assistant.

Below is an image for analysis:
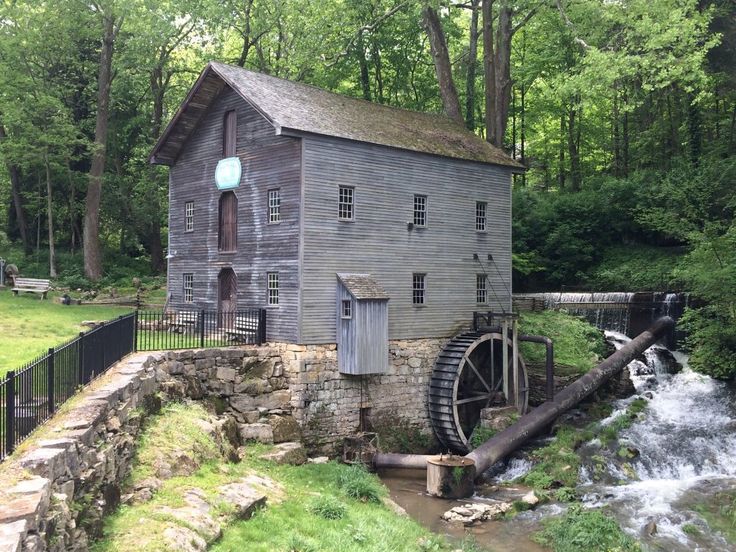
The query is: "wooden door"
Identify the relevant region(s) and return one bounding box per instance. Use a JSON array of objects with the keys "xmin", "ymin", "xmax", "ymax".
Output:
[
  {"xmin": 218, "ymin": 268, "xmax": 237, "ymax": 328},
  {"xmin": 218, "ymin": 191, "xmax": 238, "ymax": 252}
]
